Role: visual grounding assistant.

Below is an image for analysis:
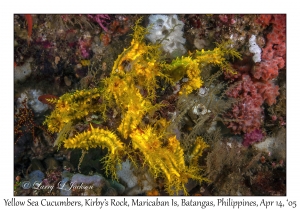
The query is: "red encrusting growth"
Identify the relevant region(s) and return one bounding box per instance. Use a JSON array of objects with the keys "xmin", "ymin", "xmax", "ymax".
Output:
[{"xmin": 24, "ymin": 14, "xmax": 32, "ymax": 46}]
